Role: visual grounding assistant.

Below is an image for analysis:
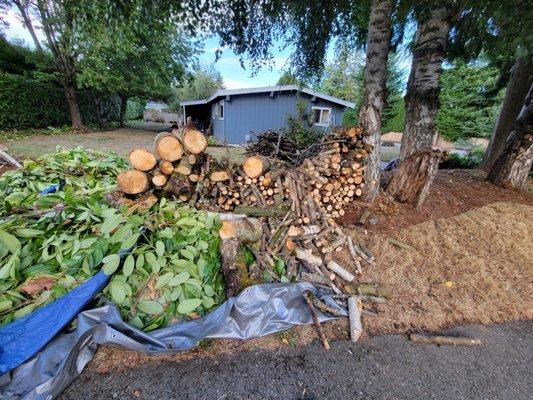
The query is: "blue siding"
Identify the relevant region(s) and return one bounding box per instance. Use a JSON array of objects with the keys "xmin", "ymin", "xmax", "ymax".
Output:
[{"xmin": 210, "ymin": 92, "xmax": 348, "ymax": 144}]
